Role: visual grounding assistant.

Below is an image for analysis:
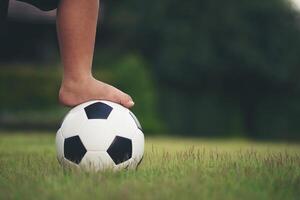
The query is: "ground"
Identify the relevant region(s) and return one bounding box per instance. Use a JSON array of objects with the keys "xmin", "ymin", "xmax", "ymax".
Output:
[{"xmin": 0, "ymin": 132, "xmax": 299, "ymax": 200}]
